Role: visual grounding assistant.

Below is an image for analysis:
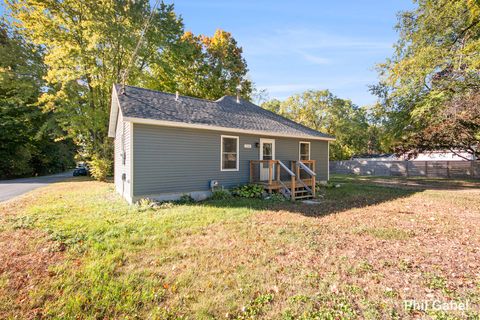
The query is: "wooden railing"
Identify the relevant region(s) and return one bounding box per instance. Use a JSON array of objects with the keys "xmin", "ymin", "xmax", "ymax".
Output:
[
  {"xmin": 250, "ymin": 160, "xmax": 278, "ymax": 185},
  {"xmin": 250, "ymin": 160, "xmax": 317, "ymax": 200},
  {"xmin": 292, "ymin": 160, "xmax": 316, "ymax": 198},
  {"xmin": 279, "ymin": 160, "xmax": 296, "ymax": 199}
]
